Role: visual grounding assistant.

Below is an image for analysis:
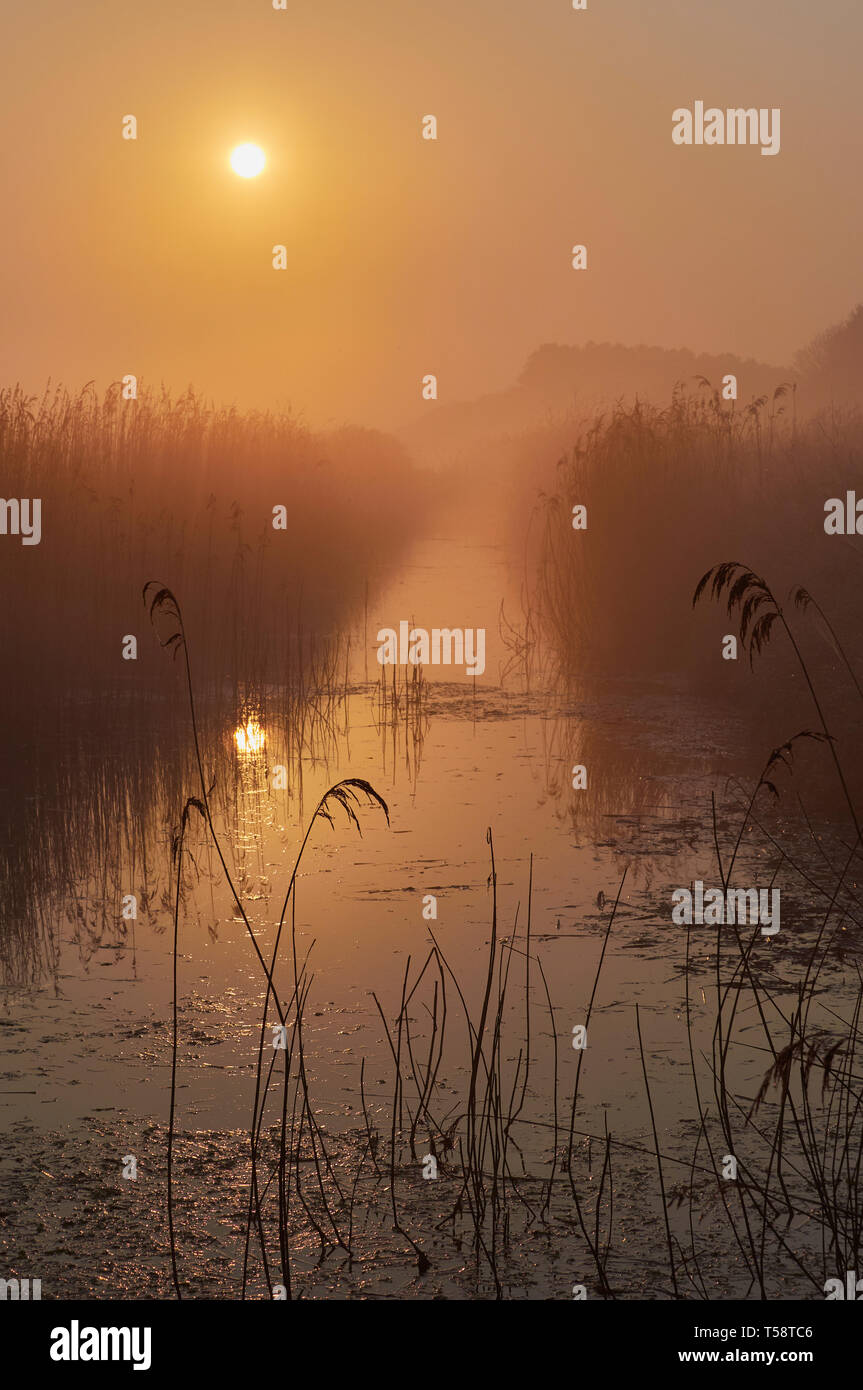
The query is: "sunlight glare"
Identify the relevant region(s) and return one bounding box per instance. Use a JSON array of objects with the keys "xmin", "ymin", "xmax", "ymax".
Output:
[
  {"xmin": 234, "ymin": 719, "xmax": 266, "ymax": 755},
  {"xmin": 230, "ymin": 143, "xmax": 266, "ymax": 178}
]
